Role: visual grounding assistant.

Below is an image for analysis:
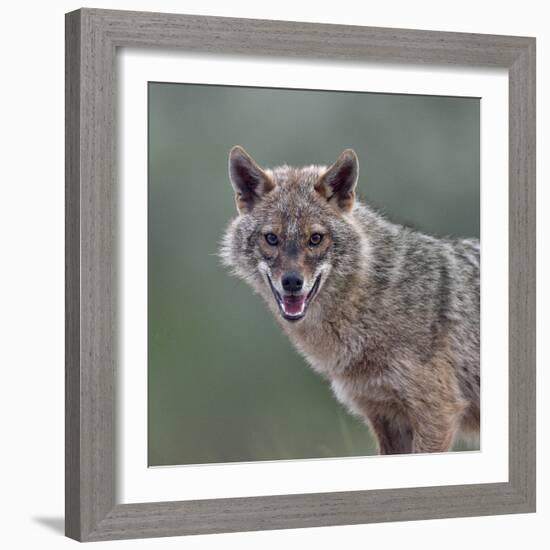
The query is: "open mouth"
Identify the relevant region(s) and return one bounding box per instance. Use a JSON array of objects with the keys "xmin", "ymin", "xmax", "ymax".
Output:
[{"xmin": 267, "ymin": 274, "xmax": 322, "ymax": 322}]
